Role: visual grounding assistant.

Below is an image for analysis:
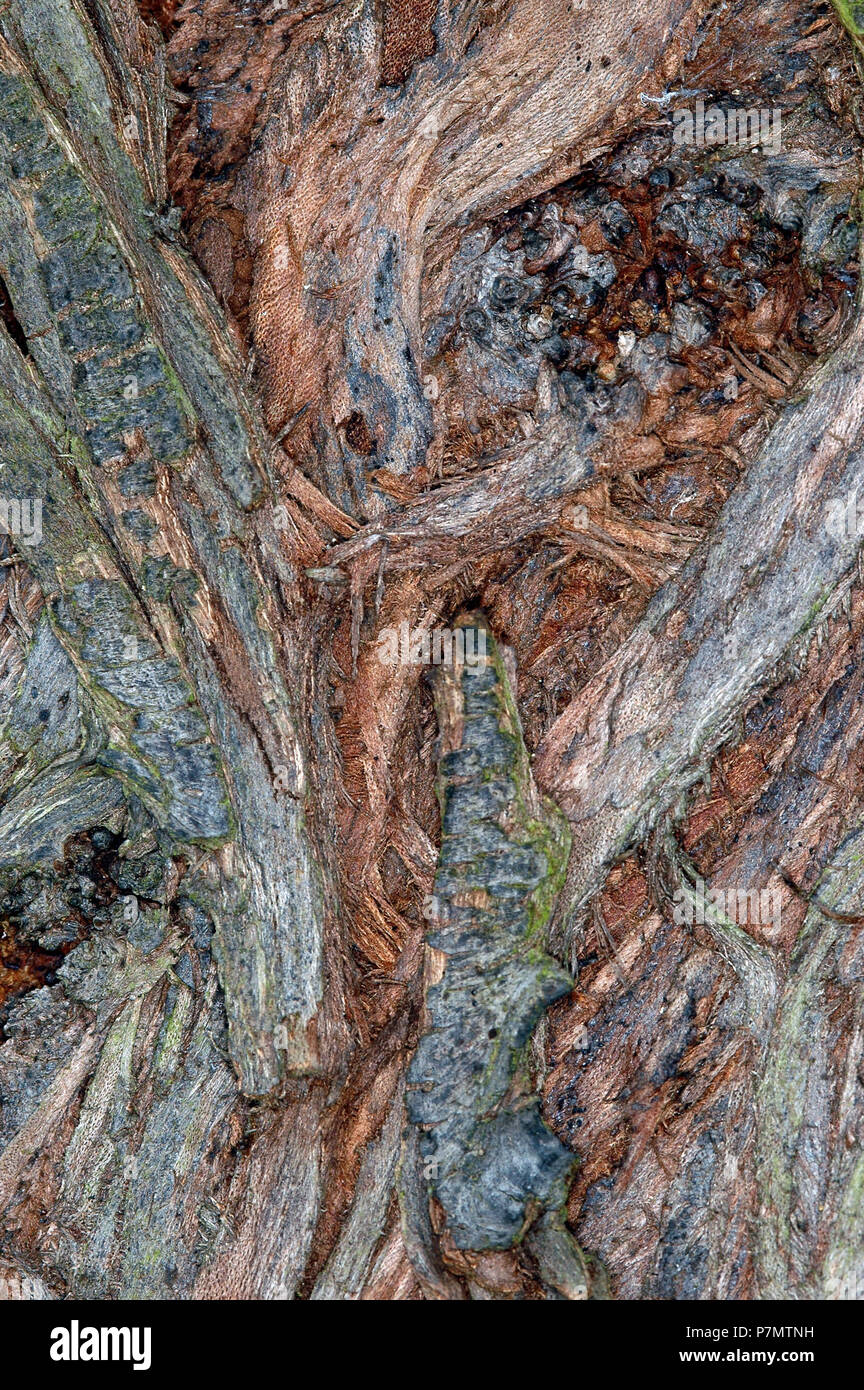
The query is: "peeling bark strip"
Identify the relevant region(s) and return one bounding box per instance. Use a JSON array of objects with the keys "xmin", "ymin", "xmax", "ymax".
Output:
[
  {"xmin": 756, "ymin": 819, "xmax": 864, "ymax": 1300},
  {"xmin": 408, "ymin": 618, "xmax": 577, "ymax": 1250},
  {"xmin": 537, "ymin": 304, "xmax": 864, "ymax": 951},
  {"xmin": 326, "ymin": 383, "xmax": 601, "ymax": 568},
  {"xmin": 0, "ymin": 345, "xmax": 228, "ymax": 847},
  {"xmin": 0, "ymin": 0, "xmax": 330, "ymax": 1093},
  {"xmin": 0, "ymin": 63, "xmax": 191, "ymax": 465},
  {"xmin": 0, "ymin": 3, "xmax": 266, "ymax": 509}
]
